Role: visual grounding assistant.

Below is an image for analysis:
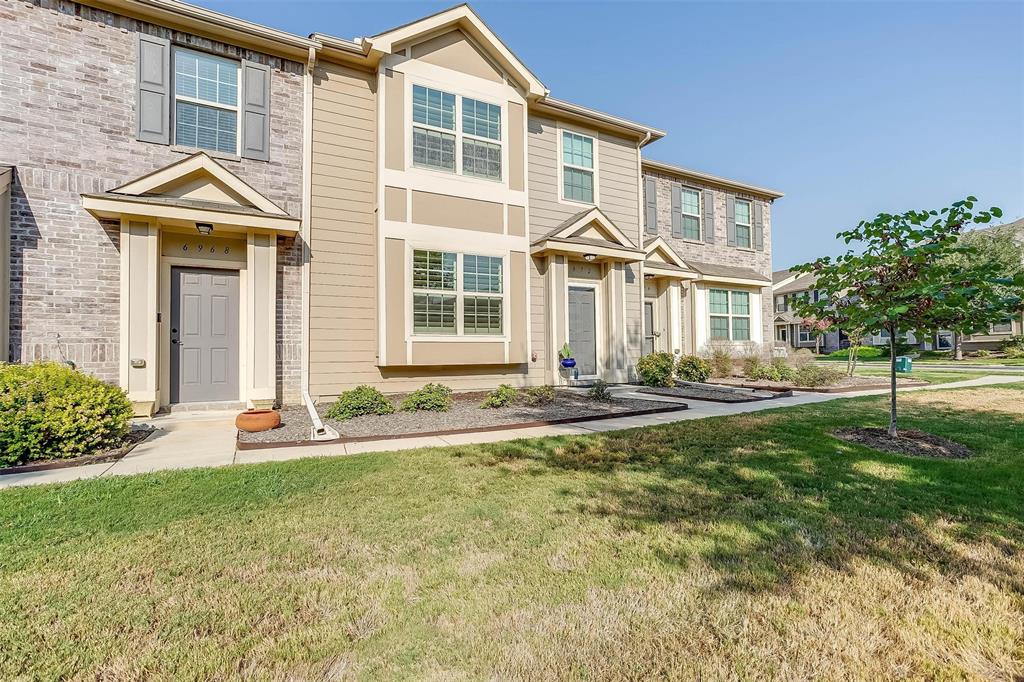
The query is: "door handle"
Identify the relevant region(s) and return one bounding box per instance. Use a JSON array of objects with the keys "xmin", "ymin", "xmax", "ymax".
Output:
[{"xmin": 171, "ymin": 339, "xmax": 178, "ymax": 345}]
